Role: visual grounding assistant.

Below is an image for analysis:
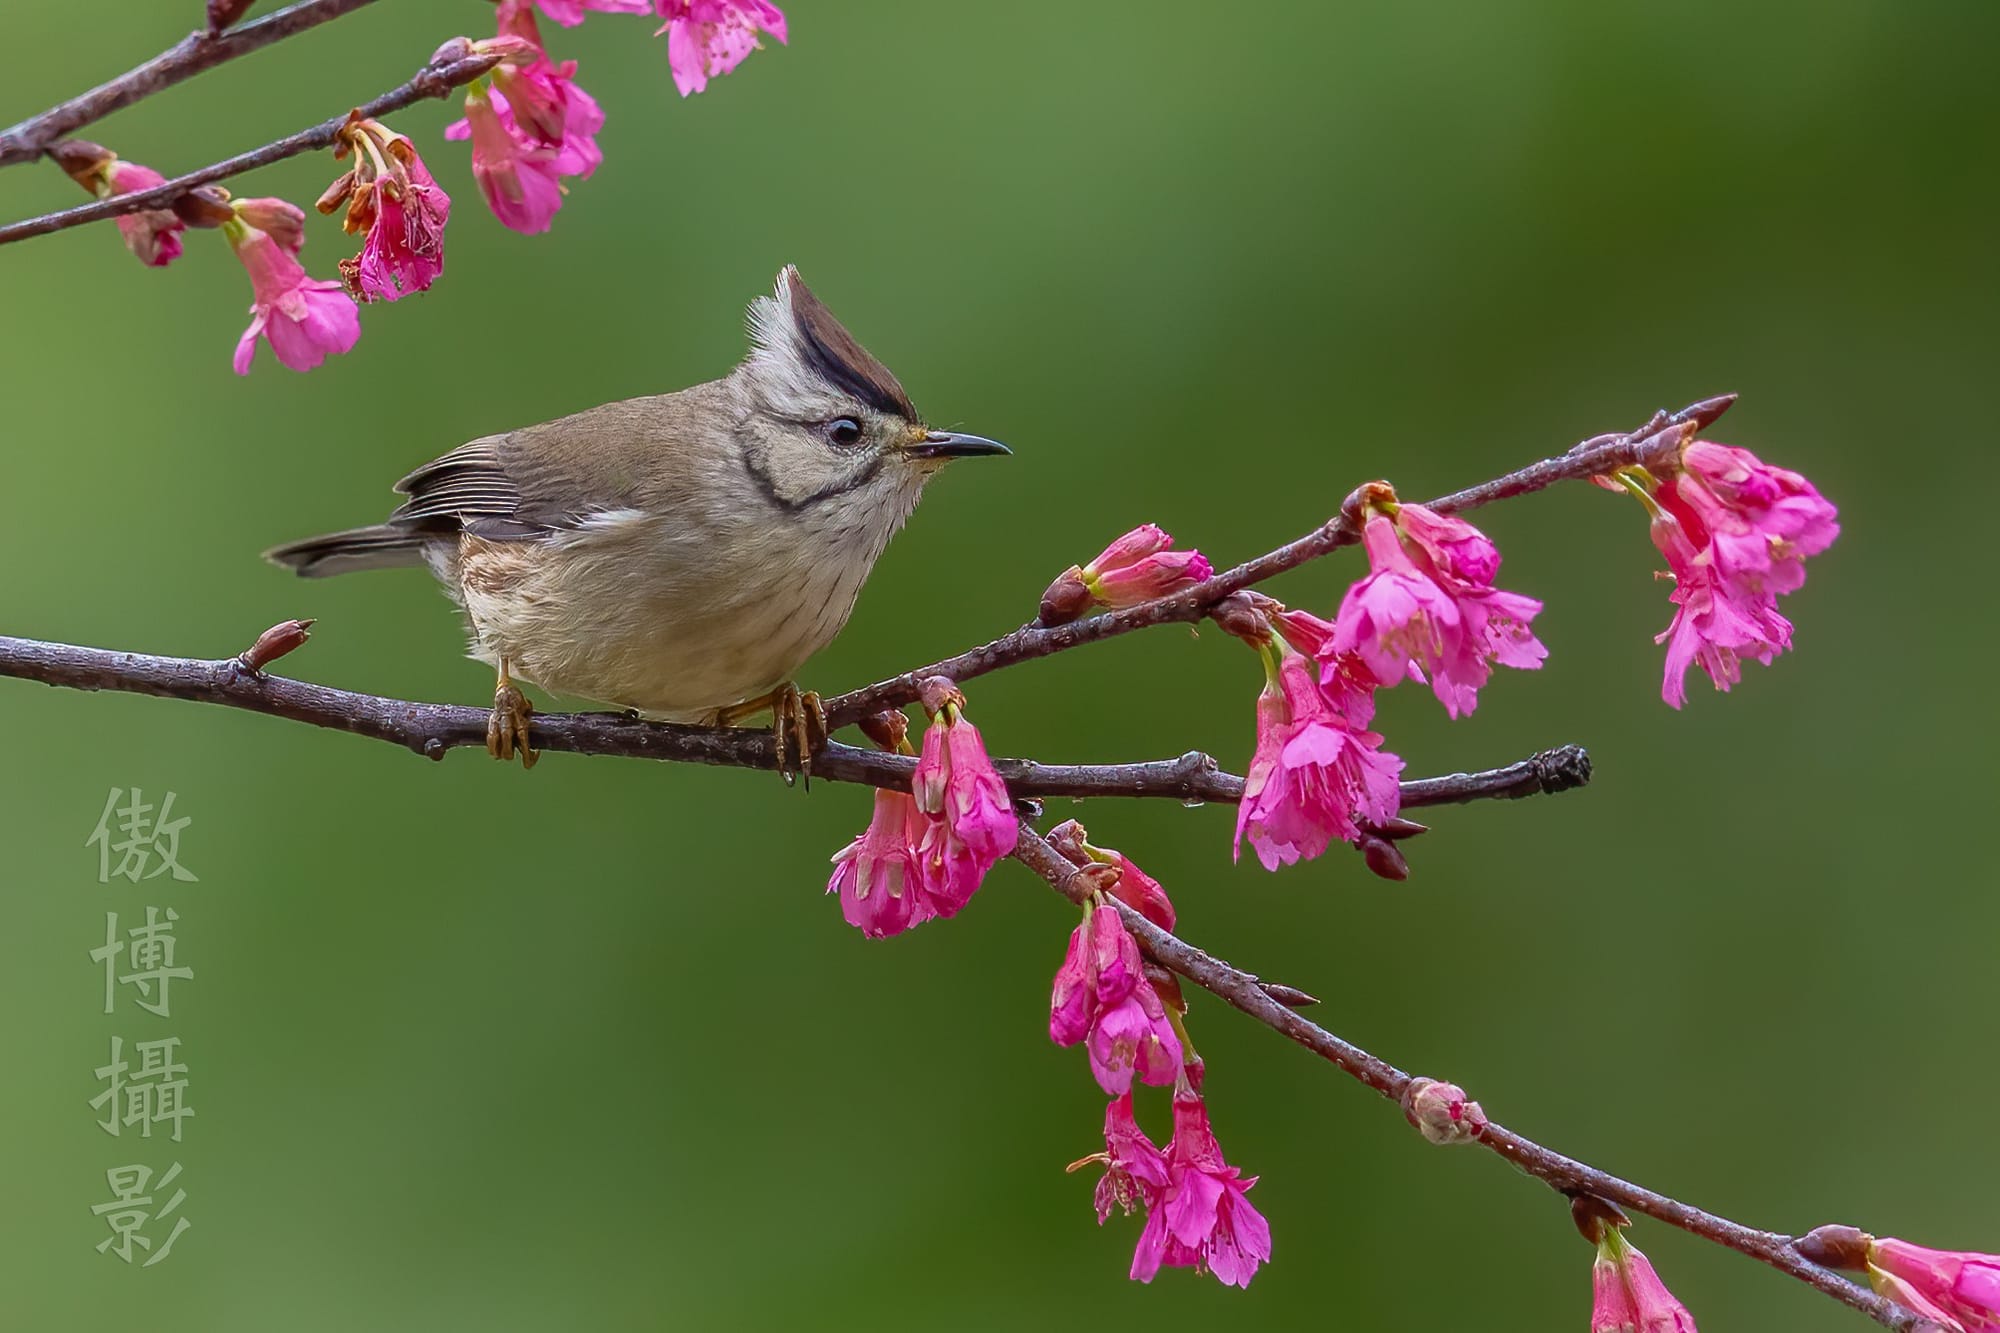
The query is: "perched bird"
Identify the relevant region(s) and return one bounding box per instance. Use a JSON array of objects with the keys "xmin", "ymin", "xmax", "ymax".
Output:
[{"xmin": 266, "ymin": 266, "xmax": 1009, "ymax": 769}]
